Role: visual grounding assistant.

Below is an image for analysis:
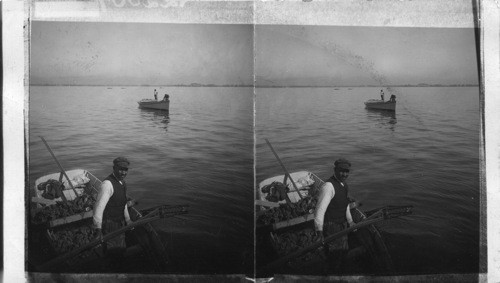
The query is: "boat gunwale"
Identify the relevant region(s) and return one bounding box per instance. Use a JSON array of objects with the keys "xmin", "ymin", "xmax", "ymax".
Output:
[
  {"xmin": 138, "ymin": 100, "xmax": 169, "ymax": 105},
  {"xmin": 364, "ymin": 100, "xmax": 396, "ymax": 105}
]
